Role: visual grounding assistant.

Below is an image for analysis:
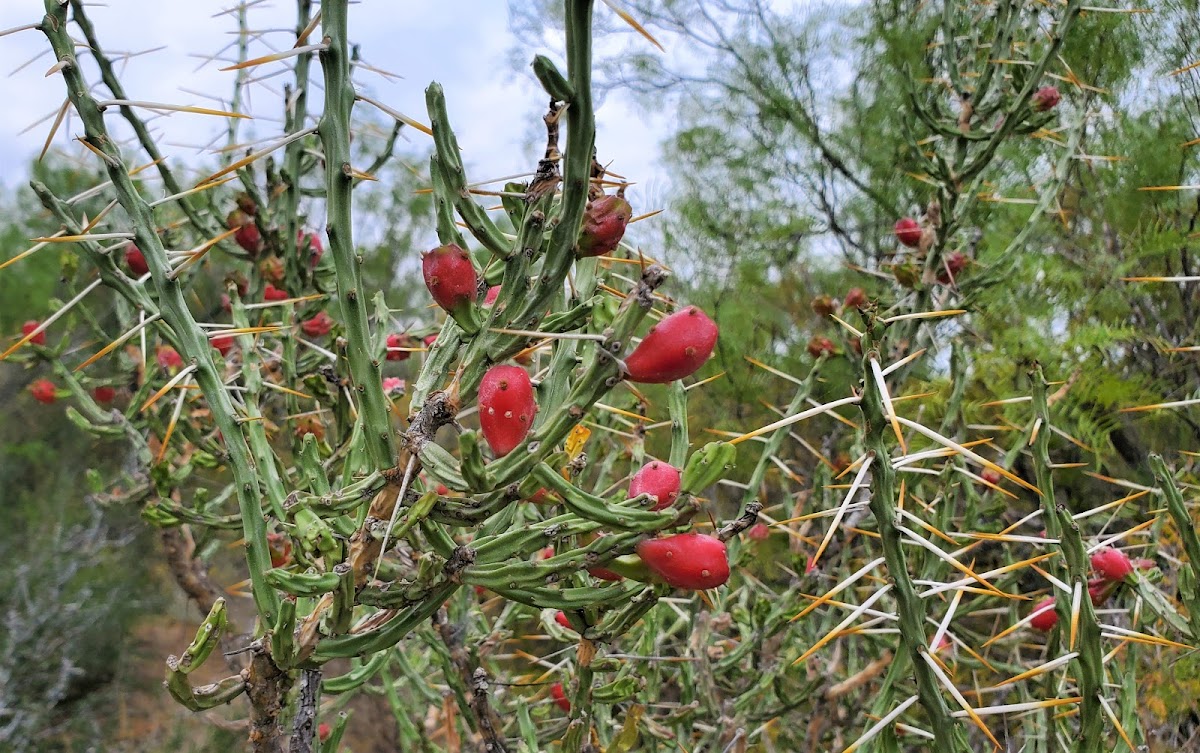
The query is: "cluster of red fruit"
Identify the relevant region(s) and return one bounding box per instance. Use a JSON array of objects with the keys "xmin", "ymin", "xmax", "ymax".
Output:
[{"xmin": 1028, "ymin": 547, "xmax": 1148, "ymax": 632}]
